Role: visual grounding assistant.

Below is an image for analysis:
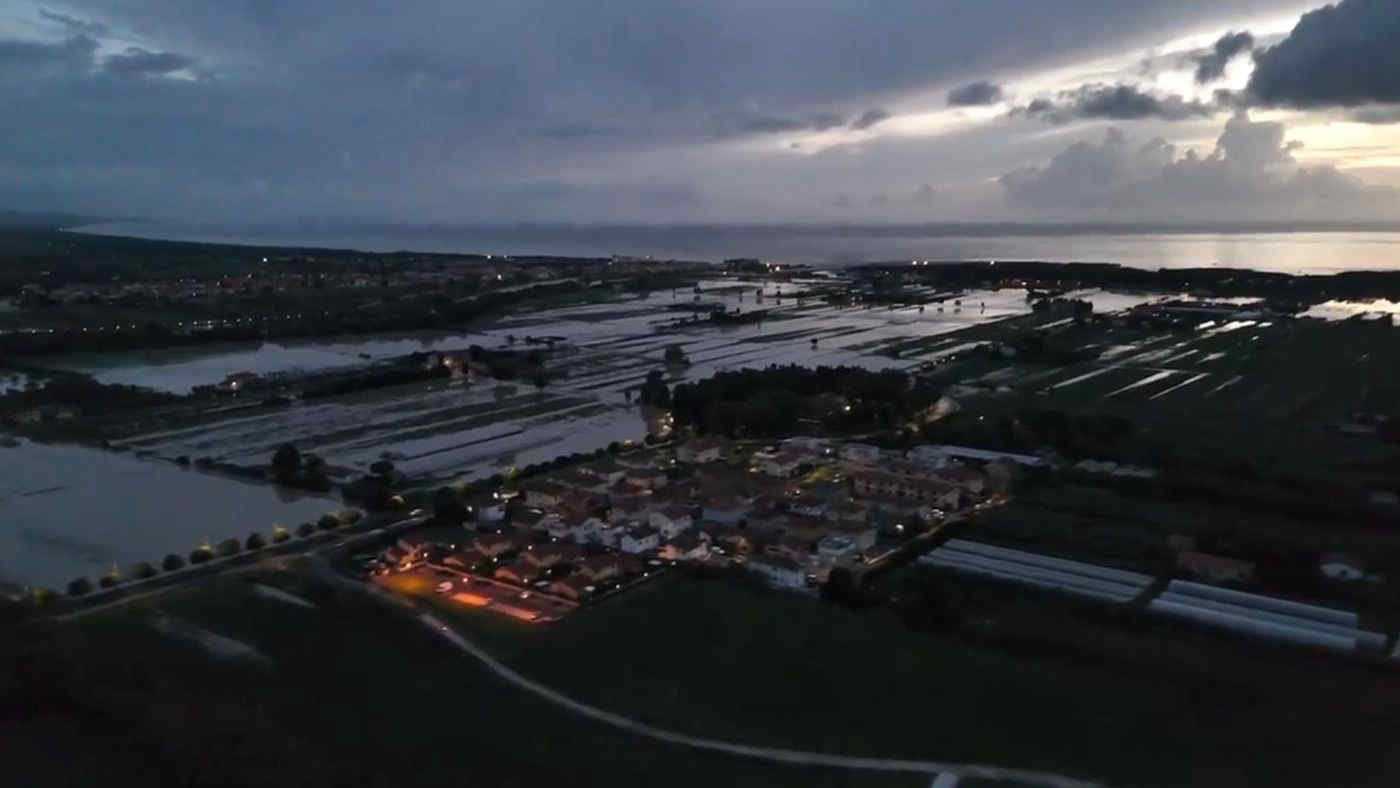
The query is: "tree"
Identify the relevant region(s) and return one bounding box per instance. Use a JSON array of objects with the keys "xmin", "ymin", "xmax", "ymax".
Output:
[
  {"xmin": 370, "ymin": 459, "xmax": 395, "ymax": 477},
  {"xmin": 664, "ymin": 344, "xmax": 690, "ymax": 366},
  {"xmin": 607, "ymin": 441, "xmax": 622, "ymax": 454},
  {"xmin": 296, "ymin": 522, "xmax": 316, "ymax": 538},
  {"xmin": 433, "ymin": 486, "xmax": 467, "ymax": 523},
  {"xmin": 246, "ymin": 532, "xmax": 266, "ymax": 550},
  {"xmin": 162, "ymin": 554, "xmax": 186, "ymax": 572},
  {"xmin": 216, "ymin": 538, "xmax": 242, "ymax": 557},
  {"xmin": 318, "ymin": 514, "xmax": 341, "ymax": 530},
  {"xmin": 190, "ymin": 546, "xmax": 214, "ymax": 564},
  {"xmin": 271, "ymin": 526, "xmax": 290, "ymax": 543},
  {"xmin": 644, "ymin": 432, "xmax": 659, "ymax": 445},
  {"xmin": 638, "ymin": 369, "xmax": 671, "ymax": 408},
  {"xmin": 271, "ymin": 443, "xmax": 301, "ymax": 482},
  {"xmin": 67, "ymin": 577, "xmax": 93, "ymax": 596}
]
